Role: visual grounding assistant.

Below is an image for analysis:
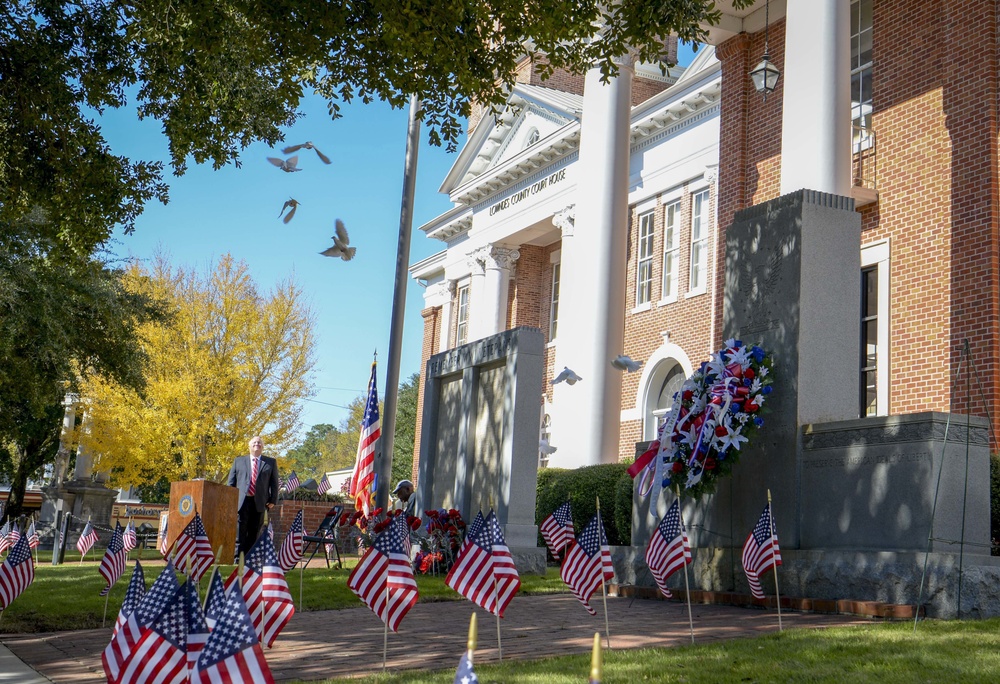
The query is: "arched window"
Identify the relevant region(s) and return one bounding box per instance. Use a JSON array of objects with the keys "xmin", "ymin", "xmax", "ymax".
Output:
[
  {"xmin": 644, "ymin": 361, "xmax": 686, "ymax": 440},
  {"xmin": 523, "ymin": 127, "xmax": 540, "ymax": 149}
]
